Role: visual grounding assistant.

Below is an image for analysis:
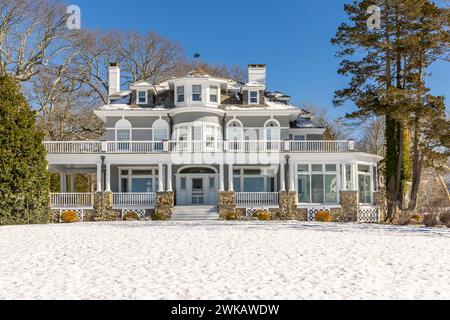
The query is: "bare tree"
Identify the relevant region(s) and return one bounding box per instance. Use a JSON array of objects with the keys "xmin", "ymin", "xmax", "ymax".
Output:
[{"xmin": 0, "ymin": 0, "xmax": 70, "ymax": 81}]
